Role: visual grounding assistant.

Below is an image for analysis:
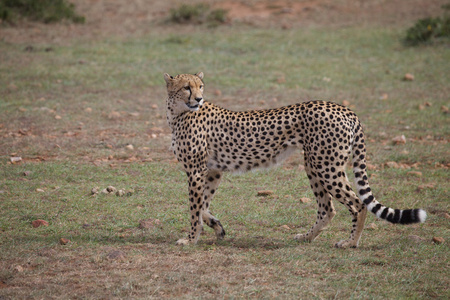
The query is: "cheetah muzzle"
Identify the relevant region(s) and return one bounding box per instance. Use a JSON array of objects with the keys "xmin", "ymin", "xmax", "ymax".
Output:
[{"xmin": 164, "ymin": 72, "xmax": 427, "ymax": 248}]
